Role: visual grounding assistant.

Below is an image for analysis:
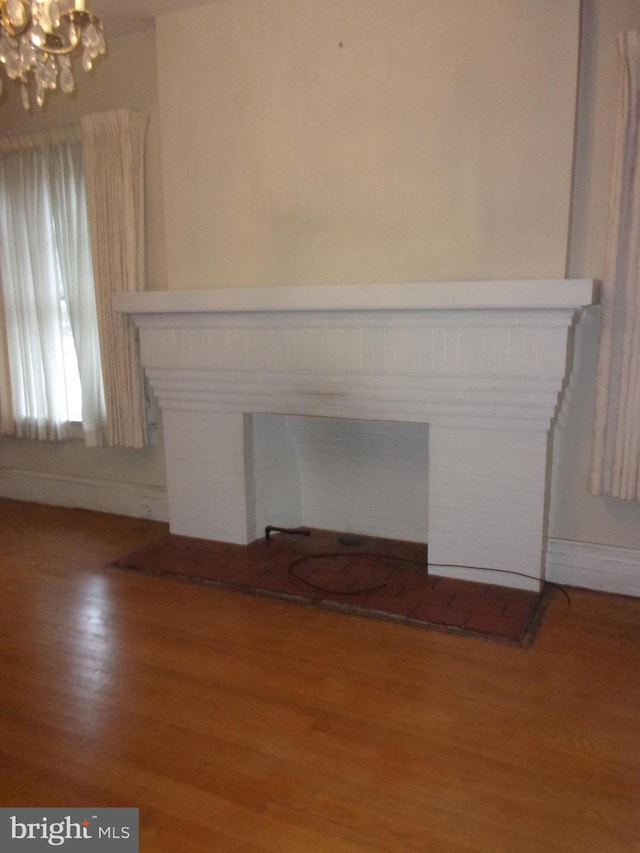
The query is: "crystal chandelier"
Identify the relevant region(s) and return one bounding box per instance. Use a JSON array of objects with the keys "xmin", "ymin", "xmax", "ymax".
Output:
[{"xmin": 0, "ymin": 0, "xmax": 105, "ymax": 109}]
